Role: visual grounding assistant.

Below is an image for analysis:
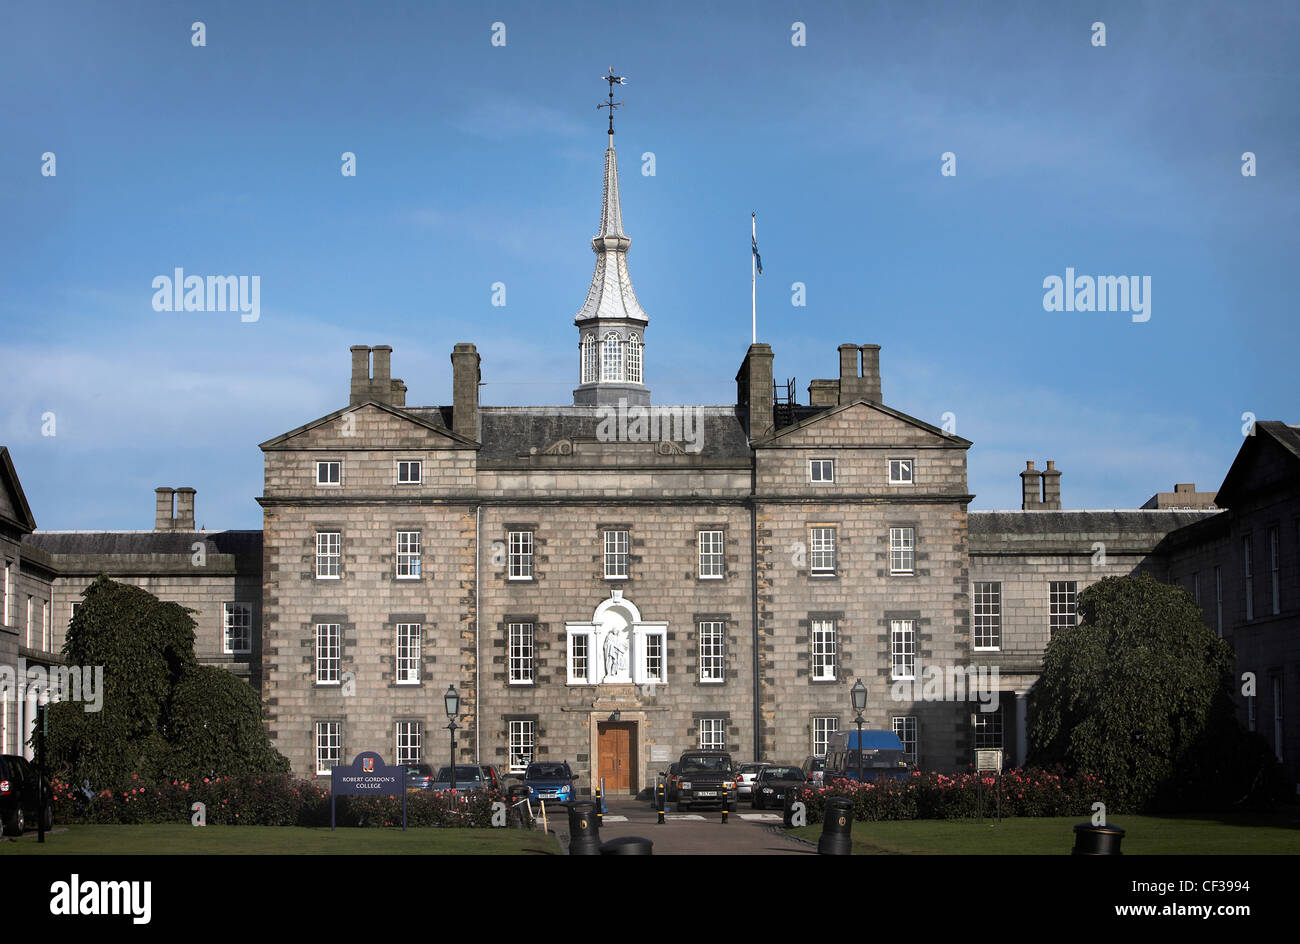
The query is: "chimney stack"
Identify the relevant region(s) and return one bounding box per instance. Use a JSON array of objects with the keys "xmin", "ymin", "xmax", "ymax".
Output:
[
  {"xmin": 350, "ymin": 346, "xmax": 371, "ymax": 406},
  {"xmin": 451, "ymin": 343, "xmax": 481, "ymax": 441},
  {"xmin": 1041, "ymin": 460, "xmax": 1062, "ymax": 510},
  {"xmin": 838, "ymin": 344, "xmax": 863, "ymax": 403},
  {"xmin": 1020, "ymin": 461, "xmax": 1042, "ymax": 510},
  {"xmin": 860, "ymin": 344, "xmax": 882, "ymax": 402},
  {"xmin": 348, "ymin": 344, "xmax": 403, "ymax": 407},
  {"xmin": 735, "ymin": 343, "xmax": 774, "ymax": 439},
  {"xmin": 174, "ymin": 487, "xmax": 196, "ymax": 529},
  {"xmin": 154, "ymin": 487, "xmax": 175, "ymax": 530}
]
